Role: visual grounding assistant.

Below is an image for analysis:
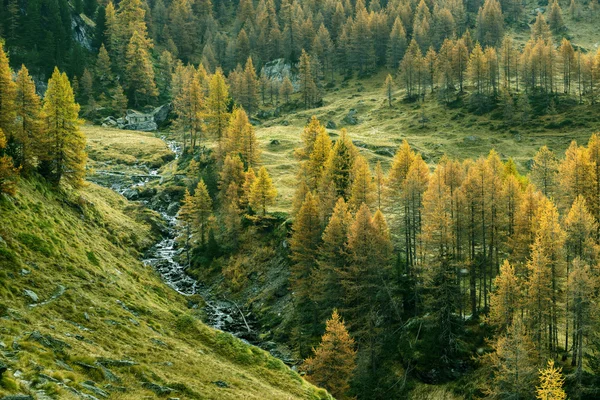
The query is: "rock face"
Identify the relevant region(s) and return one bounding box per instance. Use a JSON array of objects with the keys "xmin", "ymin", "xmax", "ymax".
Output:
[
  {"xmin": 72, "ymin": 15, "xmax": 93, "ymax": 51},
  {"xmin": 261, "ymin": 58, "xmax": 299, "ymax": 90},
  {"xmin": 343, "ymin": 109, "xmax": 359, "ymax": 125}
]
